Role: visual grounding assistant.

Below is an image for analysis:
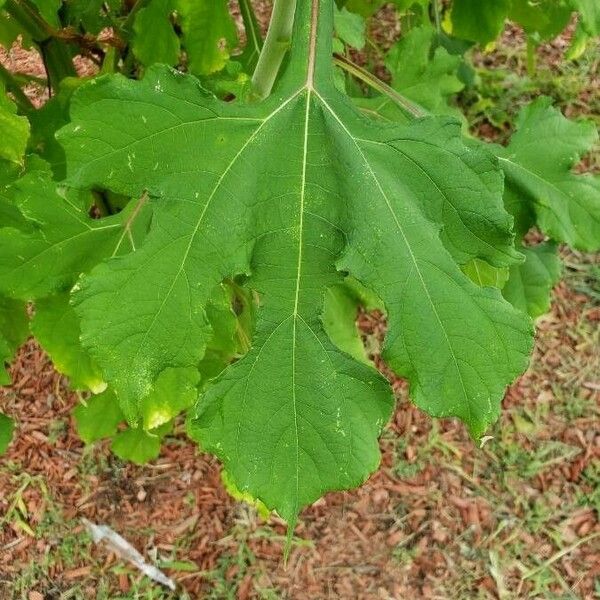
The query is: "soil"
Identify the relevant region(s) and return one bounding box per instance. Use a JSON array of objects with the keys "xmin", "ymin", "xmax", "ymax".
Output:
[{"xmin": 0, "ymin": 3, "xmax": 599, "ymax": 600}]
